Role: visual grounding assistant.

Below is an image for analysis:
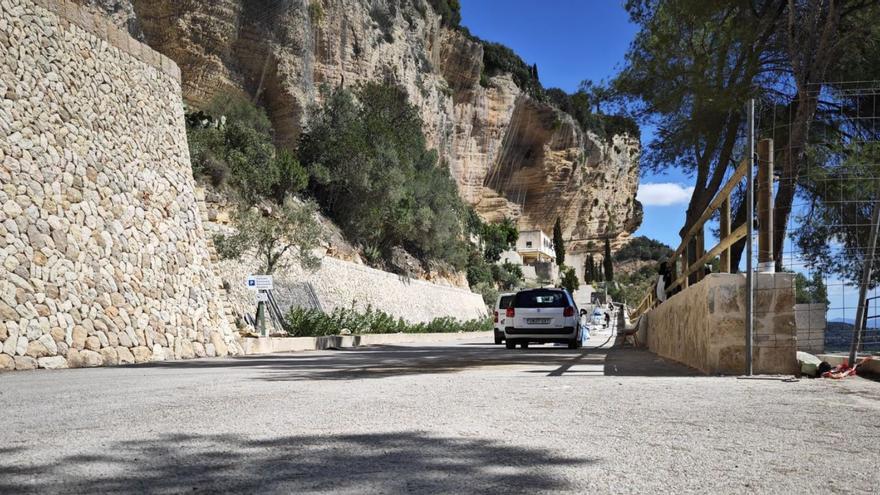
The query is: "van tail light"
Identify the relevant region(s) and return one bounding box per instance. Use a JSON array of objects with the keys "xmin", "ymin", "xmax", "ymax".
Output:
[
  {"xmin": 493, "ymin": 310, "xmax": 499, "ymax": 323},
  {"xmin": 506, "ymin": 307, "xmax": 515, "ymax": 318},
  {"xmin": 563, "ymin": 306, "xmax": 574, "ymax": 317}
]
